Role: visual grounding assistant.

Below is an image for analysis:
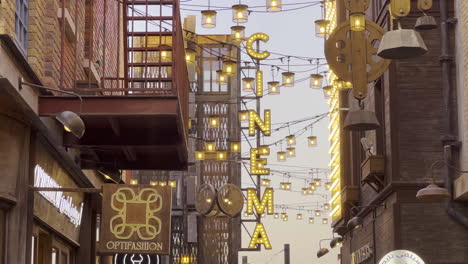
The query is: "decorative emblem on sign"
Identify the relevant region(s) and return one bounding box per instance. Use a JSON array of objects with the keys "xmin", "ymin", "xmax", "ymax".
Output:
[
  {"xmin": 379, "ymin": 250, "xmax": 425, "ymax": 264},
  {"xmin": 100, "ymin": 184, "xmax": 172, "ymax": 254},
  {"xmin": 110, "ymin": 188, "xmax": 163, "ymax": 240}
]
